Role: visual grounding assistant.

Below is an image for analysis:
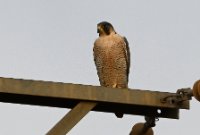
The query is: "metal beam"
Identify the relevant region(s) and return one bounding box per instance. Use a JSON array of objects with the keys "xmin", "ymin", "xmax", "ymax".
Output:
[
  {"xmin": 47, "ymin": 102, "xmax": 97, "ymax": 135},
  {"xmin": 0, "ymin": 77, "xmax": 189, "ymax": 119}
]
